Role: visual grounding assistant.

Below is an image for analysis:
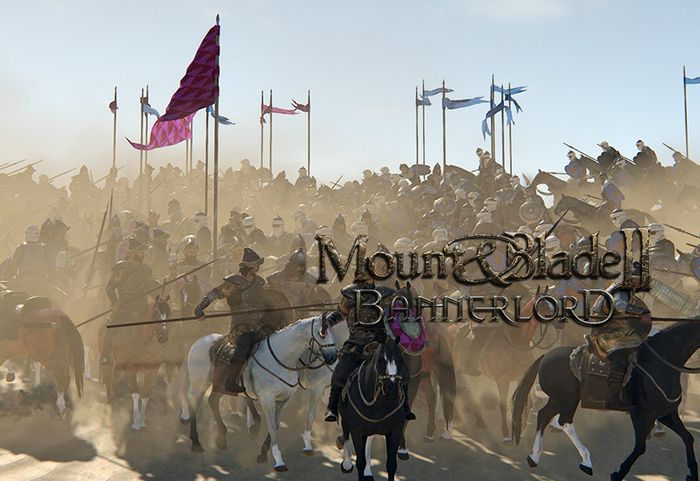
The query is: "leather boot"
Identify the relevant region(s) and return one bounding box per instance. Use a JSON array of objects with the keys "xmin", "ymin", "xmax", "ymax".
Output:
[
  {"xmin": 324, "ymin": 386, "xmax": 342, "ymax": 422},
  {"xmin": 212, "ymin": 358, "xmax": 246, "ymax": 395},
  {"xmin": 403, "ymin": 384, "xmax": 416, "ymax": 421},
  {"xmin": 224, "ymin": 358, "xmax": 246, "ymax": 394},
  {"xmin": 606, "ymin": 364, "xmax": 632, "ymax": 411}
]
